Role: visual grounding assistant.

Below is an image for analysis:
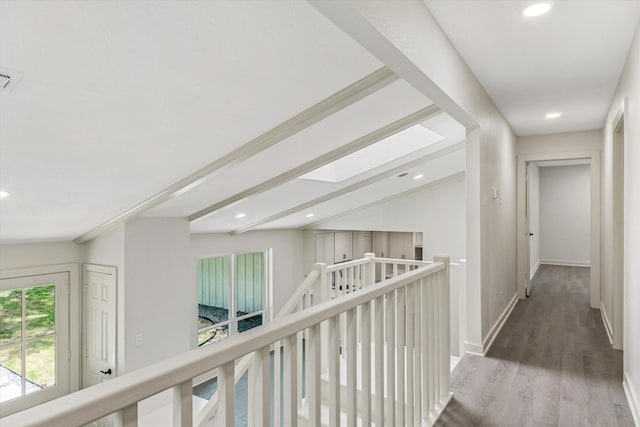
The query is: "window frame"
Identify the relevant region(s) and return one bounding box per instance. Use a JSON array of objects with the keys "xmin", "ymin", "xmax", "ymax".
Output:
[
  {"xmin": 197, "ymin": 249, "xmax": 271, "ymax": 346},
  {"xmin": 0, "ymin": 263, "xmax": 80, "ymax": 416}
]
